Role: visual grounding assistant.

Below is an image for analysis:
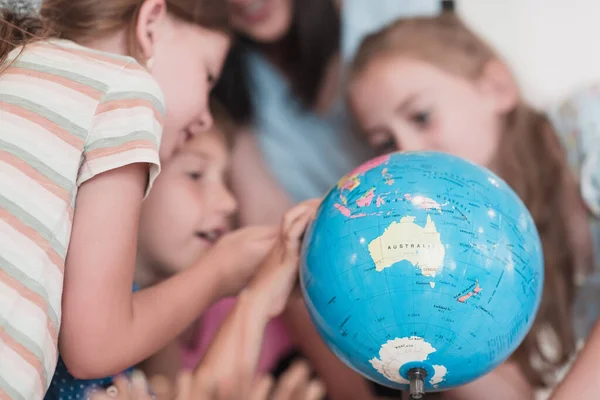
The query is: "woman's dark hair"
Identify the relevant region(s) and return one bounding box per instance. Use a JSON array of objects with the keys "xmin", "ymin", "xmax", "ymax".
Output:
[{"xmin": 213, "ymin": 0, "xmax": 340, "ymax": 124}]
